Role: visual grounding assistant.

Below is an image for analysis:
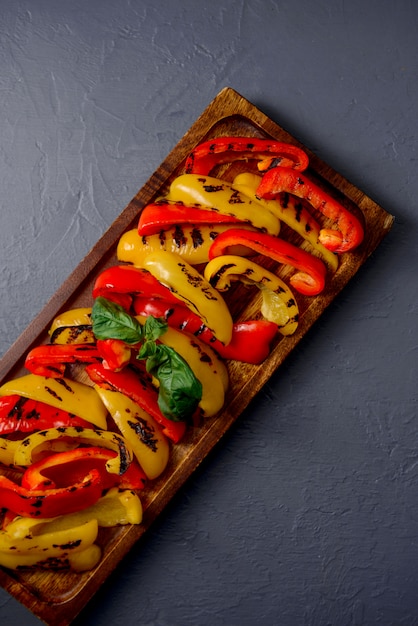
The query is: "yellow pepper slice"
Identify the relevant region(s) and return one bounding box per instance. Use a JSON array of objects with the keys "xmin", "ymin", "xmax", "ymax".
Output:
[
  {"xmin": 233, "ymin": 172, "xmax": 338, "ymax": 271},
  {"xmin": 117, "ymin": 225, "xmax": 255, "ymax": 267},
  {"xmin": 0, "ymin": 374, "xmax": 108, "ymax": 430},
  {"xmin": 167, "ymin": 173, "xmax": 281, "ymax": 235},
  {"xmin": 94, "ymin": 387, "xmax": 170, "ymax": 481},
  {"xmin": 0, "ymin": 518, "xmax": 98, "ymax": 556},
  {"xmin": 204, "ymin": 255, "xmax": 299, "ymax": 336},
  {"xmin": 0, "ymin": 543, "xmax": 102, "ymax": 571},
  {"xmin": 12, "ymin": 426, "xmax": 133, "ymax": 475},
  {"xmin": 48, "ymin": 307, "xmax": 95, "ymax": 344},
  {"xmin": 5, "ymin": 487, "xmax": 142, "ymax": 539},
  {"xmin": 141, "ymin": 250, "xmax": 233, "ymax": 345}
]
